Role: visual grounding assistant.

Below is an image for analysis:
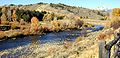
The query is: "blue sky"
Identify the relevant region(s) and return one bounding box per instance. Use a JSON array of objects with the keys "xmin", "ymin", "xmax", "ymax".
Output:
[{"xmin": 0, "ymin": 0, "xmax": 120, "ymax": 9}]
